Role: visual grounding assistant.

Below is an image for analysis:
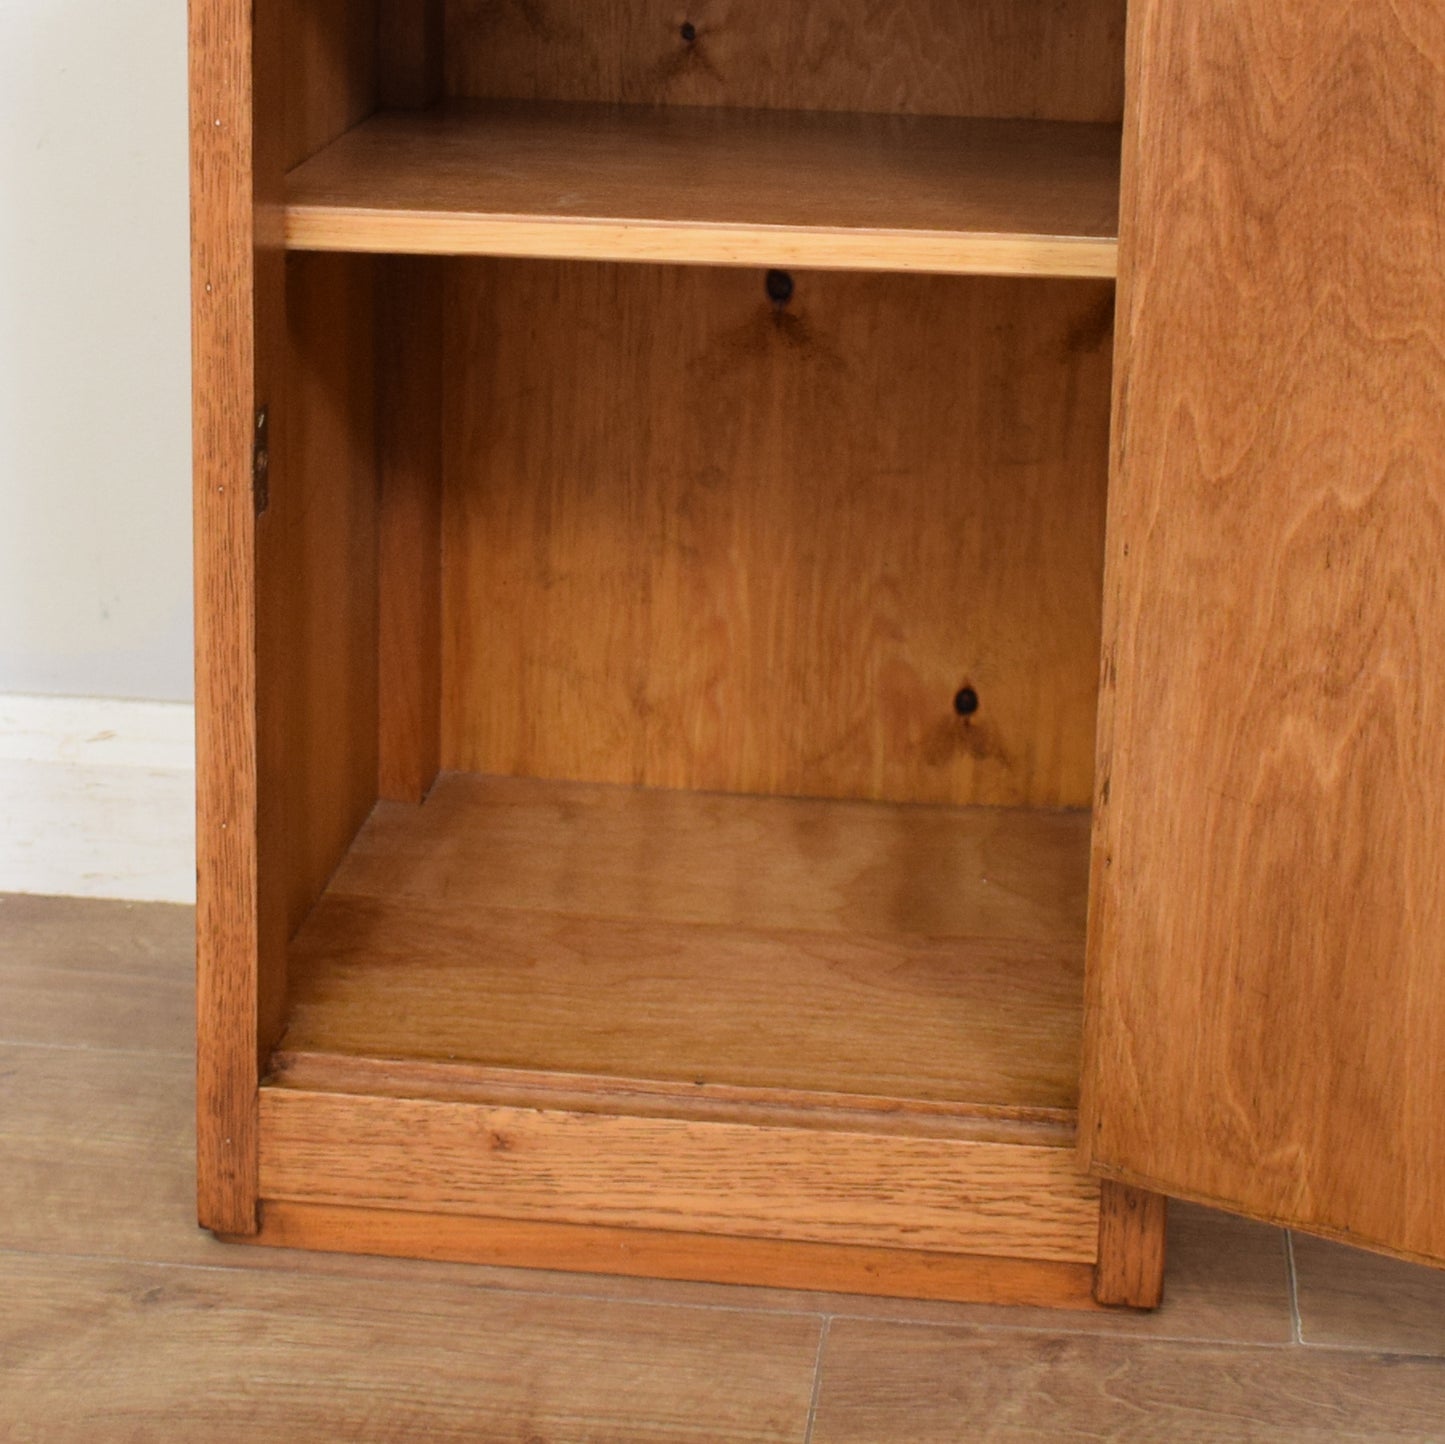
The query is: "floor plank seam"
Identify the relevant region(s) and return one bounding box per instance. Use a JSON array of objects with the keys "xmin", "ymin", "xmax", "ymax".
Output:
[
  {"xmin": 0, "ymin": 1037, "xmax": 193, "ymax": 1061},
  {"xmin": 0, "ymin": 1245, "xmax": 1319, "ymax": 1349},
  {"xmin": 1284, "ymin": 1230, "xmax": 1303, "ymax": 1345},
  {"xmin": 802, "ymin": 1316, "xmax": 831, "ymax": 1444},
  {"xmin": 0, "ymin": 1243, "xmax": 841, "ymax": 1324}
]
